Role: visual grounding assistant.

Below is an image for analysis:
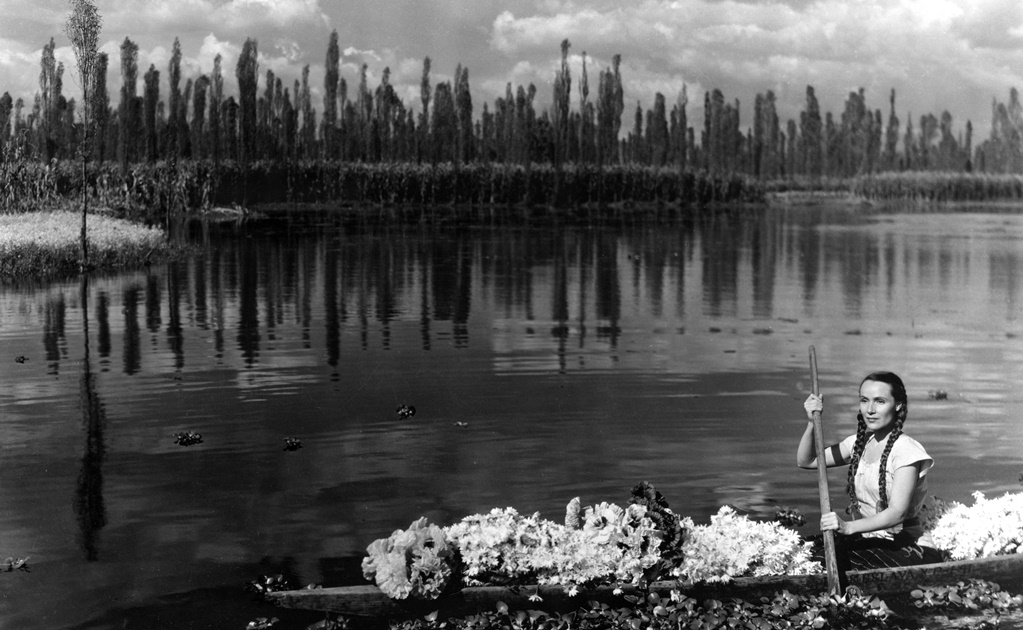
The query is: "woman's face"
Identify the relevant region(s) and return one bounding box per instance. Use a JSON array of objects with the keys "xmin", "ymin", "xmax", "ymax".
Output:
[{"xmin": 859, "ymin": 379, "xmax": 900, "ymax": 435}]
